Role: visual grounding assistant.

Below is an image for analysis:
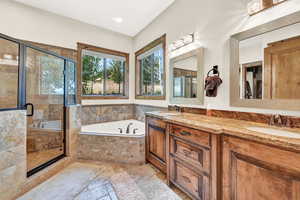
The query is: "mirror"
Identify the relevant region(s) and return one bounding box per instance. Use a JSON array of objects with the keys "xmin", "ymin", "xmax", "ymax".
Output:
[
  {"xmin": 239, "ymin": 22, "xmax": 300, "ymax": 100},
  {"xmin": 230, "ymin": 12, "xmax": 300, "ymax": 110},
  {"xmin": 170, "ymin": 48, "xmax": 204, "ymax": 104}
]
